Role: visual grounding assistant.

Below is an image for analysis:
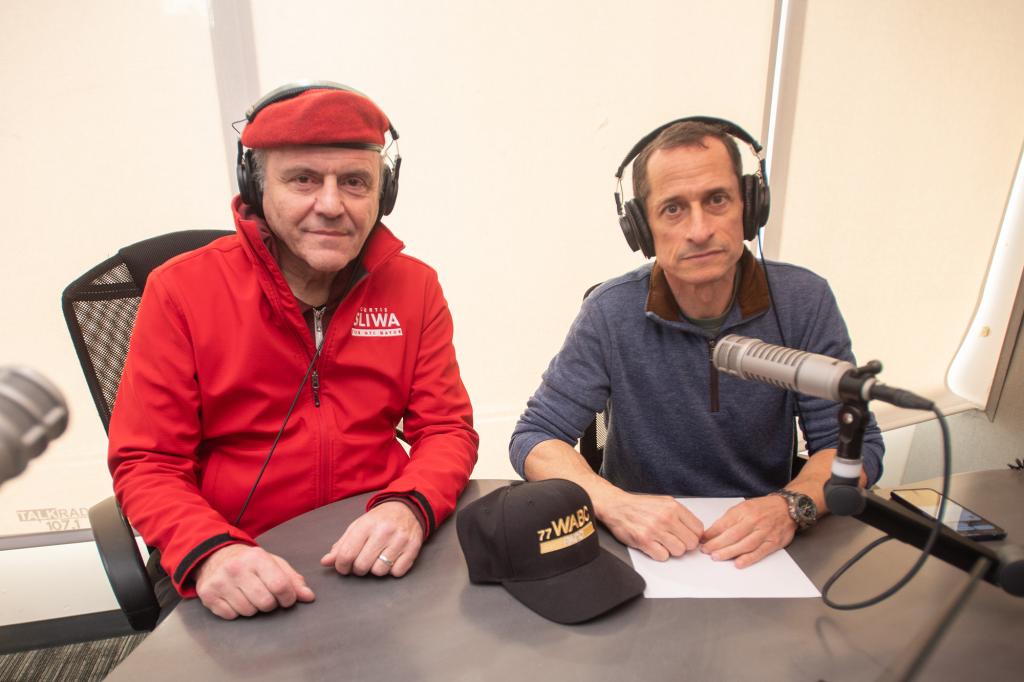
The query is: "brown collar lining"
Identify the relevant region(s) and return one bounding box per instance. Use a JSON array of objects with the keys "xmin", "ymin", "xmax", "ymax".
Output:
[{"xmin": 645, "ymin": 249, "xmax": 771, "ymax": 321}]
